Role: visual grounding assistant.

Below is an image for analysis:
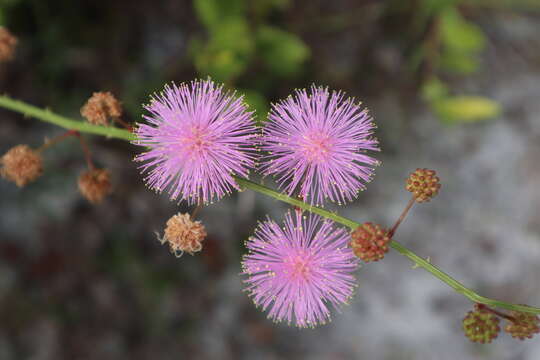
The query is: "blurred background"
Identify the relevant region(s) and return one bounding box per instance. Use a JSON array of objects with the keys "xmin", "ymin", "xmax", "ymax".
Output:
[{"xmin": 1, "ymin": 0, "xmax": 540, "ymax": 359}]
